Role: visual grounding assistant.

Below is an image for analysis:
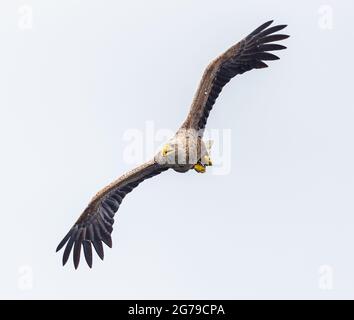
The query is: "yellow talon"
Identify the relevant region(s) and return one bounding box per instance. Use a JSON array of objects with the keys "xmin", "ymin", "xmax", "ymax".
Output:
[{"xmin": 194, "ymin": 163, "xmax": 206, "ymax": 173}]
